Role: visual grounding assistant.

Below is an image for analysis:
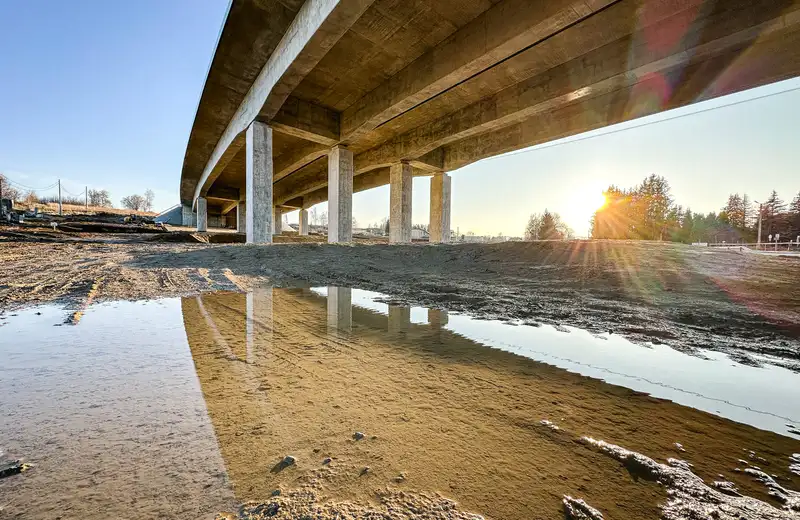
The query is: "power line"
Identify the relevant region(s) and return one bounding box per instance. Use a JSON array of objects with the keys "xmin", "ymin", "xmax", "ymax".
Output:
[
  {"xmin": 0, "ymin": 175, "xmax": 59, "ymax": 192},
  {"xmin": 484, "ymin": 84, "xmax": 800, "ymax": 162}
]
